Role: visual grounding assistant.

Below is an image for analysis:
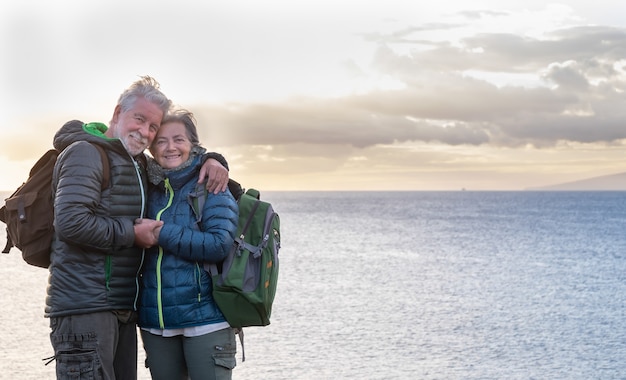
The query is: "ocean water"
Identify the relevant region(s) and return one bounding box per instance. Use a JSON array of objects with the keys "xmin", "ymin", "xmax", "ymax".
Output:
[{"xmin": 1, "ymin": 191, "xmax": 625, "ymax": 379}]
